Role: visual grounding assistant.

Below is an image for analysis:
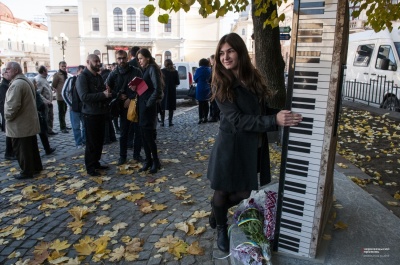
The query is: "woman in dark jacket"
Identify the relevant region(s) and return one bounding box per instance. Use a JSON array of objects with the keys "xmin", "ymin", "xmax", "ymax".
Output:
[
  {"xmin": 207, "ymin": 33, "xmax": 302, "ymax": 252},
  {"xmin": 135, "ymin": 48, "xmax": 164, "ymax": 173},
  {"xmin": 160, "ymin": 59, "xmax": 180, "ymax": 126},
  {"xmin": 194, "ymin": 58, "xmax": 211, "ymax": 124}
]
